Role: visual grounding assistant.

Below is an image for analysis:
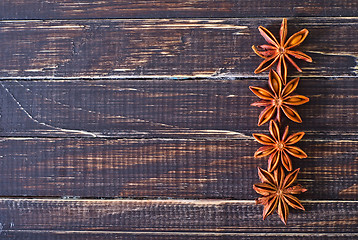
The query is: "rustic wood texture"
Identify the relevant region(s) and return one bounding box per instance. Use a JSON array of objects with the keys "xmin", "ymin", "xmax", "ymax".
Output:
[
  {"xmin": 0, "ymin": 78, "xmax": 357, "ymax": 139},
  {"xmin": 1, "ymin": 1, "xmax": 357, "ymax": 238},
  {"xmin": 0, "ymin": 18, "xmax": 357, "ymax": 78},
  {"xmin": 0, "ymin": 199, "xmax": 356, "ymax": 237},
  {"xmin": 0, "ymin": 138, "xmax": 356, "ymax": 199},
  {"xmin": 1, "ymin": 0, "xmax": 357, "ymax": 19},
  {"xmin": 3, "ymin": 233, "xmax": 357, "ymax": 240}
]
